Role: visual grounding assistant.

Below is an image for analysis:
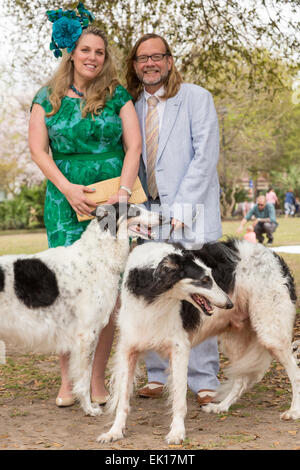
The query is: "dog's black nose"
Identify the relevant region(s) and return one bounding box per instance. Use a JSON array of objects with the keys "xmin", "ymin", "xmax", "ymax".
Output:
[{"xmin": 225, "ymin": 299, "xmax": 234, "ymax": 309}]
